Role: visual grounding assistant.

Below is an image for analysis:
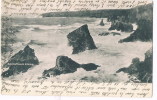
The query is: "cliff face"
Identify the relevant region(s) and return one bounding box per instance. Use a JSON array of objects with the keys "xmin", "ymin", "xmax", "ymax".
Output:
[
  {"xmin": 119, "ymin": 19, "xmax": 153, "ymax": 42},
  {"xmin": 108, "ymin": 3, "xmax": 153, "ymax": 23},
  {"xmin": 116, "ymin": 48, "xmax": 152, "ymax": 83},
  {"xmin": 118, "ymin": 3, "xmax": 153, "ymax": 42},
  {"xmin": 128, "ymin": 3, "xmax": 153, "ymax": 22},
  {"xmin": 67, "ymin": 24, "xmax": 97, "ymax": 54},
  {"xmin": 2, "ymin": 45, "xmax": 39, "ymax": 78}
]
